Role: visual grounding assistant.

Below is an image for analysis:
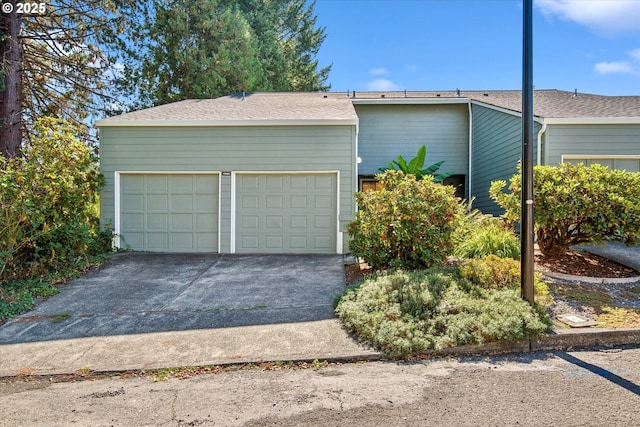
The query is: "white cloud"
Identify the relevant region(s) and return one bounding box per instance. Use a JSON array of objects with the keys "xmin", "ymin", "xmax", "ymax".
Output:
[
  {"xmin": 594, "ymin": 61, "xmax": 635, "ymax": 74},
  {"xmin": 629, "ymin": 48, "xmax": 640, "ymax": 61},
  {"xmin": 366, "ymin": 78, "xmax": 402, "ymax": 91},
  {"xmin": 370, "ymin": 68, "xmax": 388, "ymax": 75},
  {"xmin": 535, "ymin": 0, "xmax": 640, "ymax": 34},
  {"xmin": 593, "ymin": 48, "xmax": 640, "ymax": 75}
]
